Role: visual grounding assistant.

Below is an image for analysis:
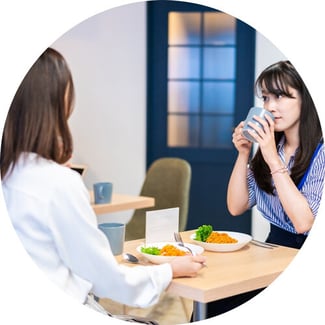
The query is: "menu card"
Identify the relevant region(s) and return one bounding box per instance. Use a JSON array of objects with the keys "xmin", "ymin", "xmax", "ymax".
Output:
[{"xmin": 145, "ymin": 207, "xmax": 179, "ymax": 244}]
